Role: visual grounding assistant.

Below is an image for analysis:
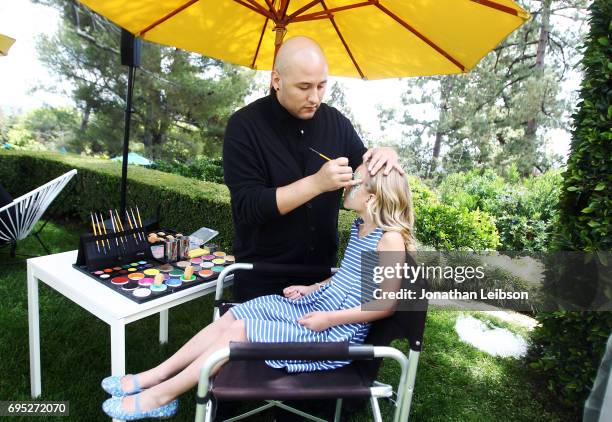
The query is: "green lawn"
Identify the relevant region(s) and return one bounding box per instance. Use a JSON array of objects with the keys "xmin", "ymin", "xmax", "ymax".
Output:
[{"xmin": 0, "ymin": 221, "xmax": 569, "ymax": 421}]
